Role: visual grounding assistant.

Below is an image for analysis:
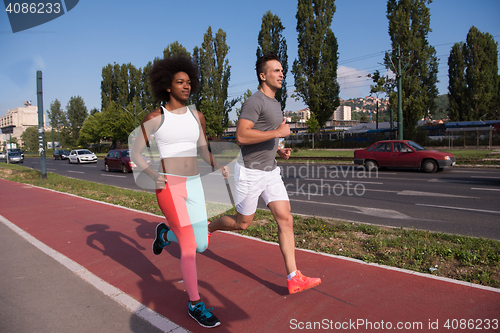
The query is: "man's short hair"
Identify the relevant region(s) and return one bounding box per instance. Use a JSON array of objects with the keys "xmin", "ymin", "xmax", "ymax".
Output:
[{"xmin": 256, "ymin": 53, "xmax": 281, "ymax": 85}]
